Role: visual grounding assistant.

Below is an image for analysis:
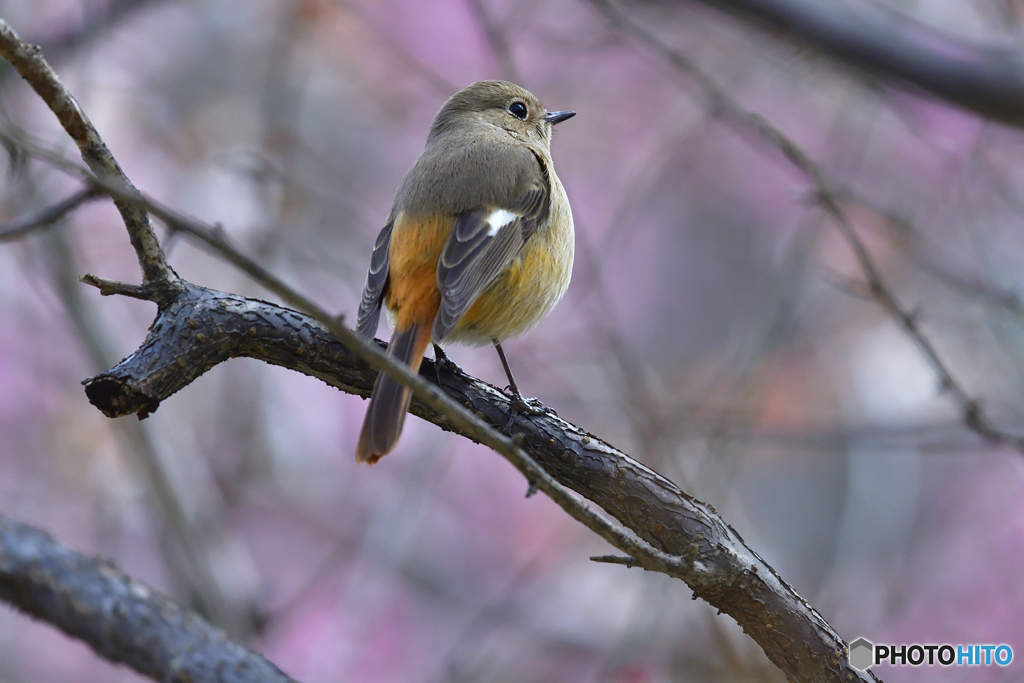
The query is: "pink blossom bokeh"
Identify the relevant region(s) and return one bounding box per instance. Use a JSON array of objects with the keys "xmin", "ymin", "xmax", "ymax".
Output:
[{"xmin": 2, "ymin": 0, "xmax": 1024, "ymax": 681}]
